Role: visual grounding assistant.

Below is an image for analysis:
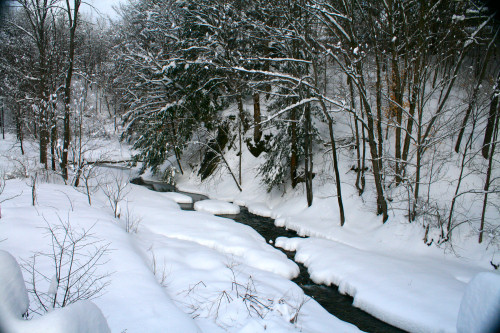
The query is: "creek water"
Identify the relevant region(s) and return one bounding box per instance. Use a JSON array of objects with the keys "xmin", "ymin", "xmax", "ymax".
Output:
[{"xmin": 131, "ymin": 177, "xmax": 406, "ymax": 333}]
